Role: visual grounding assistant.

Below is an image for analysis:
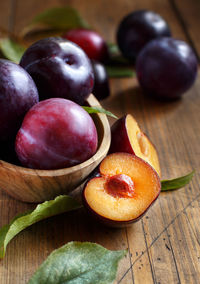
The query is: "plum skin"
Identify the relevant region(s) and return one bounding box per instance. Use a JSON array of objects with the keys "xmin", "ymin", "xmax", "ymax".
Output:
[
  {"xmin": 136, "ymin": 37, "xmax": 198, "ymax": 99},
  {"xmin": 82, "ymin": 189, "xmax": 160, "ymax": 228},
  {"xmin": 109, "ymin": 115, "xmax": 132, "ymax": 154},
  {"xmin": 0, "ymin": 59, "xmax": 39, "ymax": 142},
  {"xmin": 91, "ymin": 60, "xmax": 110, "ymax": 101},
  {"xmin": 63, "ymin": 29, "xmax": 109, "ymax": 62},
  {"xmin": 117, "ymin": 10, "xmax": 171, "ymax": 61},
  {"xmin": 15, "ymin": 98, "xmax": 98, "ymax": 170},
  {"xmin": 20, "ymin": 37, "xmax": 94, "ymax": 105}
]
